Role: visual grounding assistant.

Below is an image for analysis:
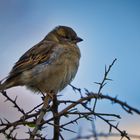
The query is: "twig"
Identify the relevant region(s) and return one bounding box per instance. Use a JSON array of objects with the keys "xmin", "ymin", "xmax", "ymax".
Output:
[
  {"xmin": 72, "ymin": 132, "xmax": 140, "ymax": 140},
  {"xmin": 1, "ymin": 91, "xmax": 25, "ymax": 115},
  {"xmin": 29, "ymin": 95, "xmax": 51, "ymax": 139},
  {"xmin": 52, "ymin": 95, "xmax": 60, "ymax": 140},
  {"xmin": 93, "ymin": 58, "xmax": 117, "ymax": 111}
]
